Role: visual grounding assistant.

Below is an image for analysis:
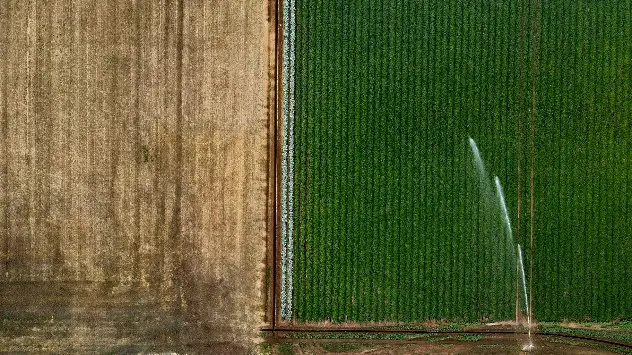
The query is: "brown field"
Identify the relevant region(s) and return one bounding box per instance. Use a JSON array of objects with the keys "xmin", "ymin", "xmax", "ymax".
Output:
[
  {"xmin": 275, "ymin": 335, "xmax": 622, "ymax": 355},
  {"xmin": 0, "ymin": 0, "xmax": 271, "ymax": 352}
]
